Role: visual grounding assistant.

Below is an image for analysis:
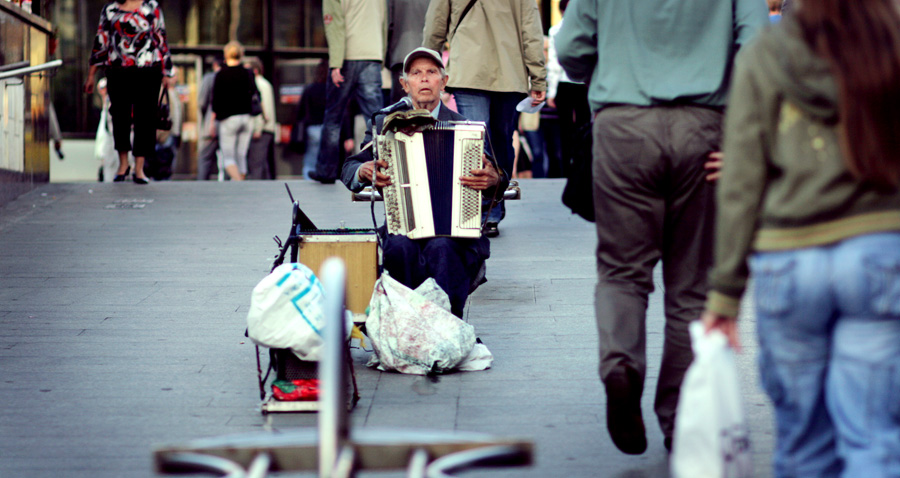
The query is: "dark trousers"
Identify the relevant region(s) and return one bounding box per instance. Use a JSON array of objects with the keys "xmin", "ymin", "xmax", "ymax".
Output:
[
  {"xmin": 247, "ymin": 132, "xmax": 274, "ymax": 179},
  {"xmin": 381, "ymin": 228, "xmax": 491, "ymax": 318},
  {"xmin": 592, "ymin": 105, "xmax": 722, "ymax": 437},
  {"xmin": 555, "ymin": 82, "xmax": 591, "ymax": 177},
  {"xmin": 105, "ymin": 67, "xmax": 162, "ymax": 158},
  {"xmin": 389, "ymin": 64, "xmax": 406, "ymax": 104},
  {"xmin": 197, "ymin": 135, "xmax": 218, "ymax": 180},
  {"xmin": 316, "ymin": 61, "xmax": 383, "ymax": 180}
]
